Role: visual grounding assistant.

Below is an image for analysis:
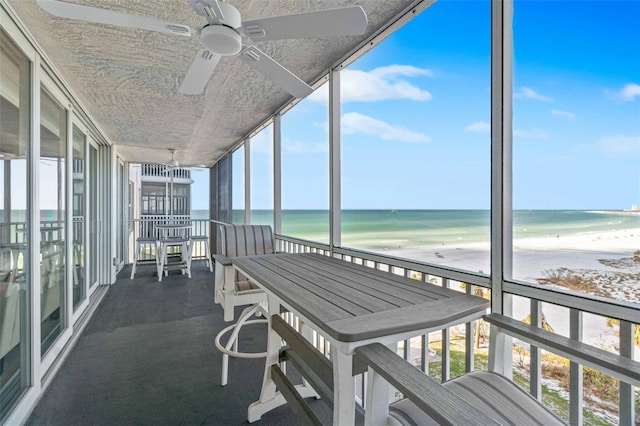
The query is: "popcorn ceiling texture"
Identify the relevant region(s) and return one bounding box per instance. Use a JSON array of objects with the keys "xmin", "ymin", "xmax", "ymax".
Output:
[{"xmin": 7, "ymin": 0, "xmax": 413, "ymax": 166}]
